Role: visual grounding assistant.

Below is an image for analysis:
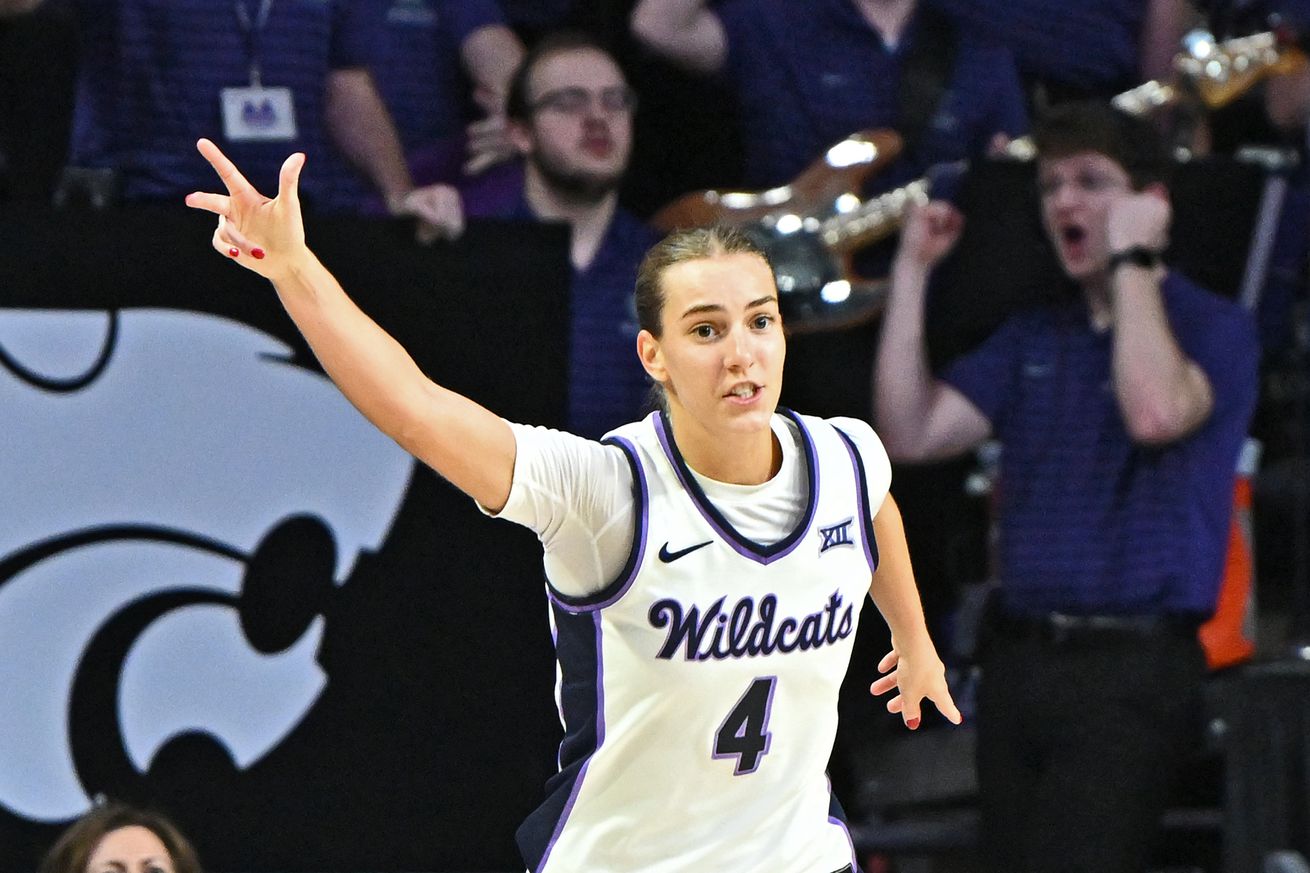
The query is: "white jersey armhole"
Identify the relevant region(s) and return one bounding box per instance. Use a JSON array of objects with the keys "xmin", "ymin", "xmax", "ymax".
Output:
[
  {"xmin": 476, "ymin": 421, "xmax": 637, "ymax": 598},
  {"xmin": 828, "ymin": 416, "xmax": 893, "ymax": 514}
]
